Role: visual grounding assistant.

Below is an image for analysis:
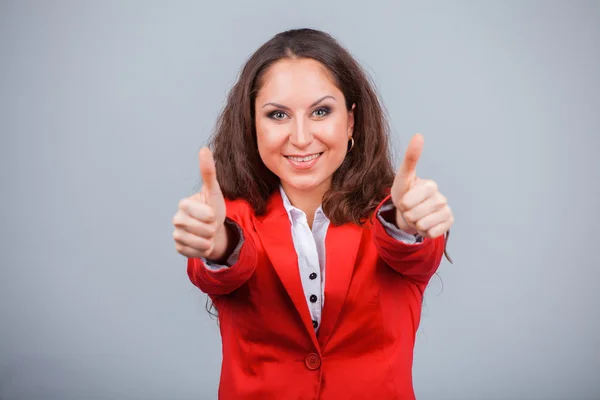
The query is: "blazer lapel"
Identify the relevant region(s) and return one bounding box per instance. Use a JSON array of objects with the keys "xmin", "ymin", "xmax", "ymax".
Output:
[
  {"xmin": 253, "ymin": 190, "xmax": 319, "ymax": 349},
  {"xmin": 317, "ymin": 222, "xmax": 363, "ymax": 349}
]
